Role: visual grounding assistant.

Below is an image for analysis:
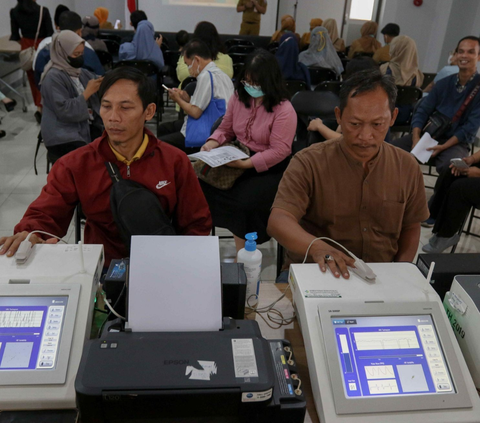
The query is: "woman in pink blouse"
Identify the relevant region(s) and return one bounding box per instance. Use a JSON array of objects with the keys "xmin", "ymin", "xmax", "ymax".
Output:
[{"xmin": 201, "ymin": 49, "xmax": 297, "ymax": 251}]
